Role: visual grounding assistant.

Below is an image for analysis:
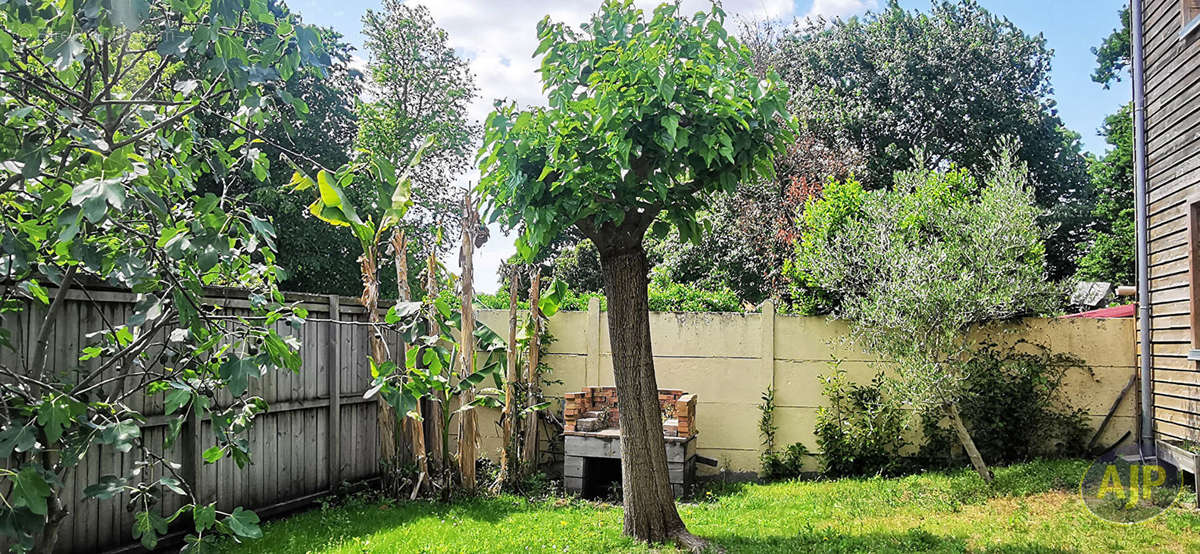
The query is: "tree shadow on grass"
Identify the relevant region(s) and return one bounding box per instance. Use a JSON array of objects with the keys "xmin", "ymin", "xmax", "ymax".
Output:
[{"xmin": 711, "ymin": 527, "xmax": 1080, "ymax": 554}]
